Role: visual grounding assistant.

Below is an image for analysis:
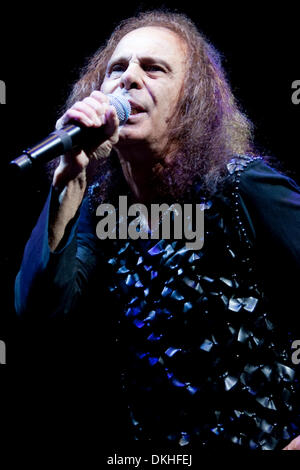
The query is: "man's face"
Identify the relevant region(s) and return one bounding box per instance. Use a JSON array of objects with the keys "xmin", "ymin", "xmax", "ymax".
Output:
[{"xmin": 101, "ymin": 26, "xmax": 187, "ymax": 155}]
